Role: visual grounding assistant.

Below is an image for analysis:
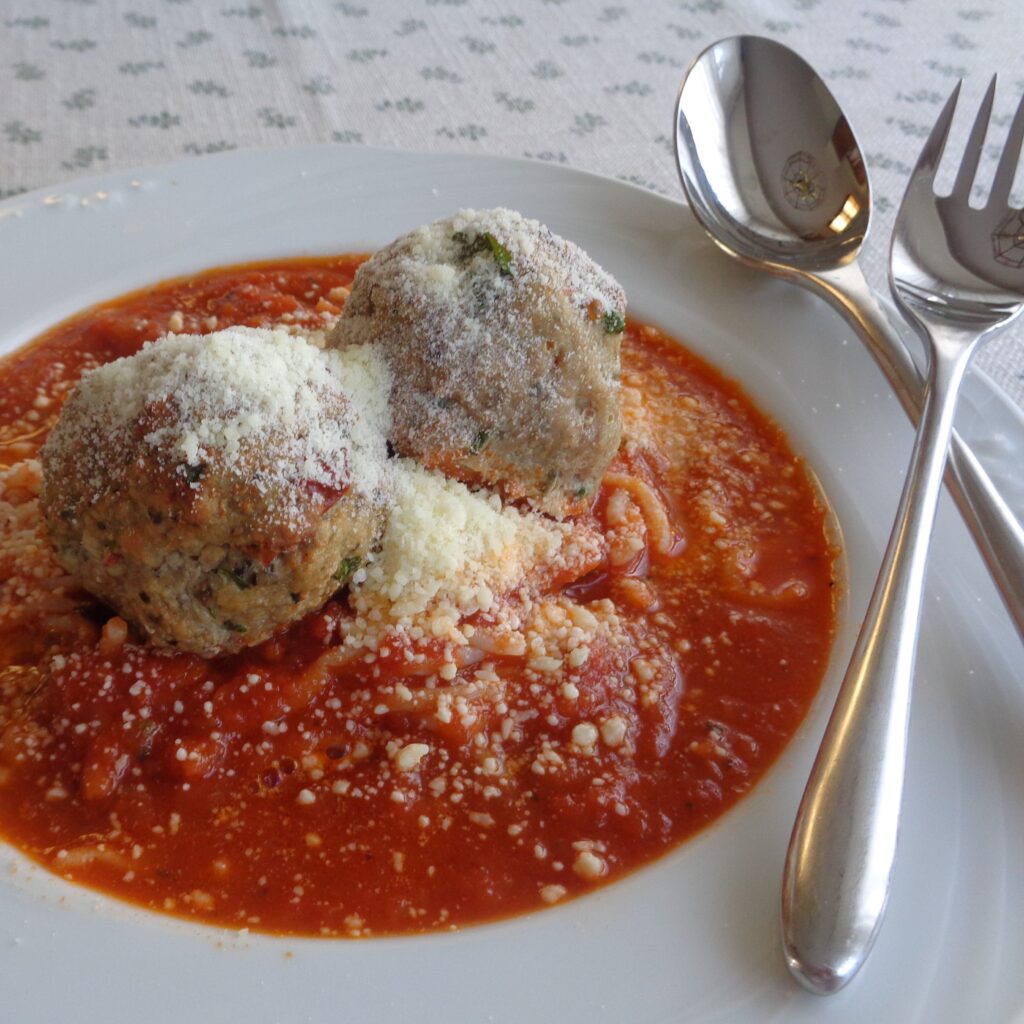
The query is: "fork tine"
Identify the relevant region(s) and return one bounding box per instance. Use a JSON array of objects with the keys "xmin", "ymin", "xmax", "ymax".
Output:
[
  {"xmin": 951, "ymin": 75, "xmax": 997, "ymax": 200},
  {"xmin": 988, "ymin": 88, "xmax": 1024, "ymax": 208},
  {"xmin": 911, "ymin": 81, "xmax": 962, "ymax": 186}
]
